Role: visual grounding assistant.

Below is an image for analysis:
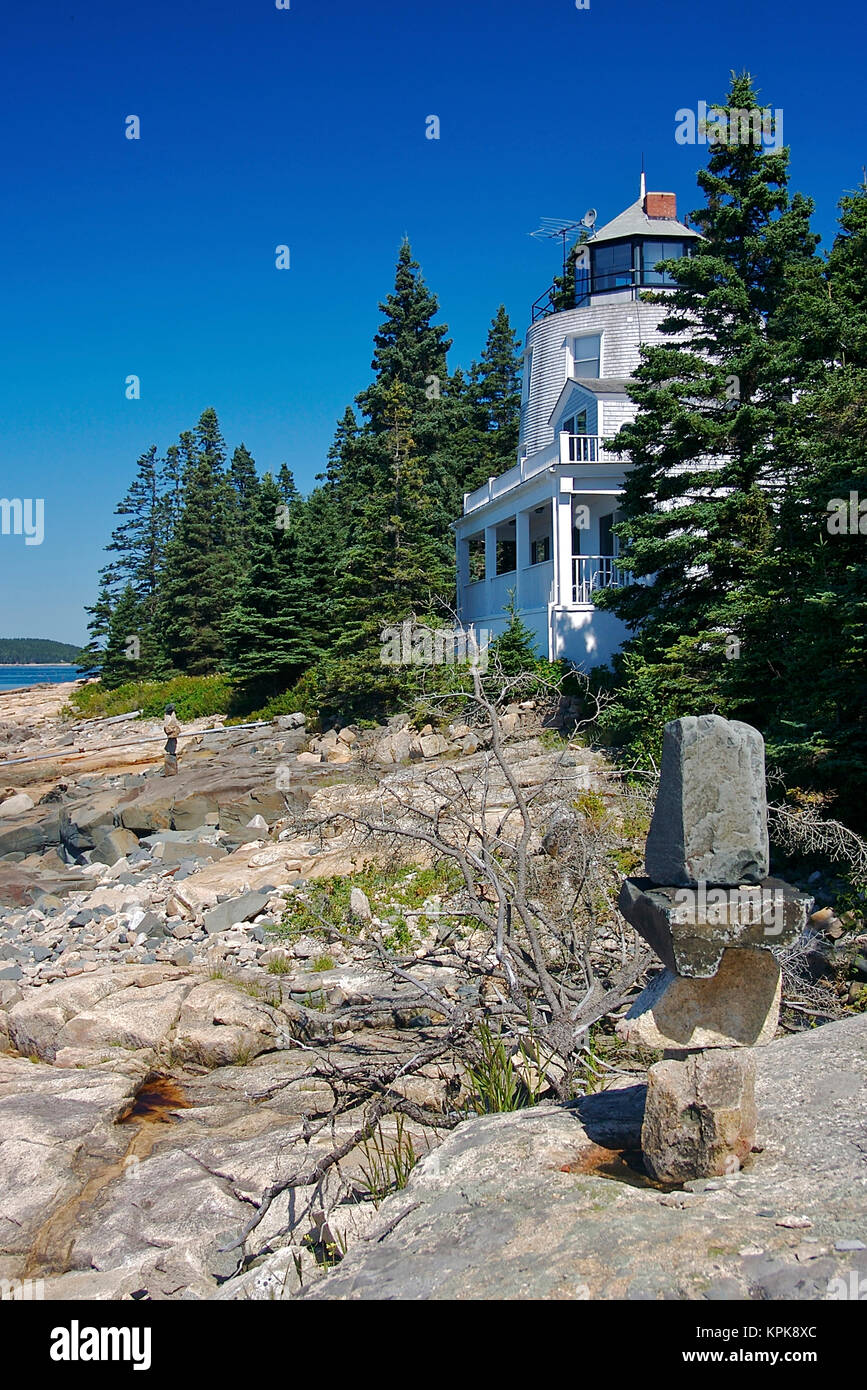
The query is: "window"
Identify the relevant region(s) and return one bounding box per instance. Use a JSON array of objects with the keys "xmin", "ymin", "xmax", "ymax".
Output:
[
  {"xmin": 599, "ymin": 509, "xmax": 622, "ymax": 557},
  {"xmin": 642, "ymin": 239, "xmax": 687, "ymax": 286},
  {"xmin": 562, "ymin": 409, "xmax": 588, "ymax": 436},
  {"xmin": 591, "ymin": 241, "xmax": 633, "ymax": 293},
  {"xmin": 570, "ymin": 335, "xmax": 600, "ymax": 379},
  {"xmin": 531, "ymin": 536, "xmax": 550, "ymax": 565}
]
